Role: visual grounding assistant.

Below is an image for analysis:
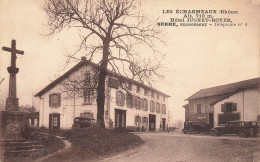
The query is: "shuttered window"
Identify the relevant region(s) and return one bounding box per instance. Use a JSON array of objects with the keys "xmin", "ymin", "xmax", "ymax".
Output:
[
  {"xmin": 221, "ymin": 102, "xmax": 237, "ymax": 113},
  {"xmin": 142, "ymin": 117, "xmax": 148, "ymax": 129},
  {"xmin": 126, "ymin": 93, "xmax": 134, "ymax": 108},
  {"xmin": 197, "ymin": 104, "xmax": 201, "ymax": 114},
  {"xmin": 162, "ymin": 104, "xmax": 166, "ymax": 114},
  {"xmin": 116, "ymin": 91, "xmax": 125, "ymax": 106},
  {"xmin": 135, "ymin": 116, "xmax": 141, "ymax": 127},
  {"xmin": 156, "ymin": 102, "xmax": 160, "ymax": 113},
  {"xmin": 150, "ymin": 101, "xmax": 155, "ymax": 112},
  {"xmin": 136, "ymin": 97, "xmax": 141, "ymax": 110},
  {"xmin": 143, "ymin": 99, "xmax": 148, "ymax": 111},
  {"xmin": 49, "ymin": 94, "xmax": 61, "ymax": 108},
  {"xmin": 83, "ymin": 89, "xmax": 94, "ymax": 105}
]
